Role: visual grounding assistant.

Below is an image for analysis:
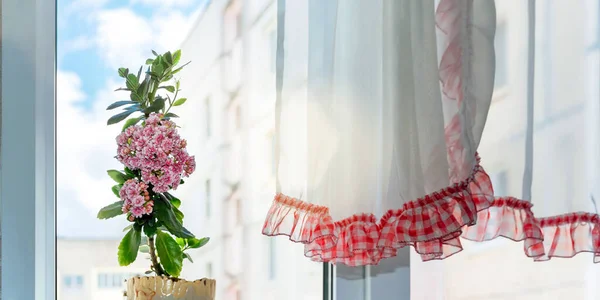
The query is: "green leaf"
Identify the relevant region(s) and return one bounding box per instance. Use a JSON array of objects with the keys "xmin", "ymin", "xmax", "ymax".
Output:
[
  {"xmin": 164, "ymin": 51, "xmax": 173, "ymax": 65},
  {"xmin": 161, "ymin": 85, "xmax": 175, "ymax": 93},
  {"xmin": 143, "ymin": 223, "xmax": 157, "ymax": 237},
  {"xmin": 125, "ymin": 167, "xmax": 137, "ymax": 177},
  {"xmin": 130, "ymin": 92, "xmax": 143, "ymax": 102},
  {"xmin": 154, "ymin": 195, "xmax": 194, "ymax": 239},
  {"xmin": 173, "ymin": 206, "xmax": 184, "ymax": 223},
  {"xmin": 118, "ymin": 227, "xmax": 142, "ymax": 266},
  {"xmin": 173, "ymin": 98, "xmax": 187, "ymax": 106},
  {"xmin": 139, "ymin": 245, "xmax": 150, "ymax": 253},
  {"xmin": 187, "ymin": 237, "xmax": 210, "ymax": 249},
  {"xmin": 115, "ymin": 87, "xmax": 131, "ymax": 92},
  {"xmin": 146, "ymin": 59, "xmax": 154, "ymax": 65},
  {"xmin": 145, "ymin": 270, "xmax": 154, "ymax": 275},
  {"xmin": 183, "ymin": 252, "xmax": 194, "ymax": 263},
  {"xmin": 107, "ymin": 170, "xmax": 127, "ymax": 184},
  {"xmin": 164, "ymin": 192, "xmax": 181, "ymax": 208},
  {"xmin": 144, "ymin": 97, "xmax": 165, "ymax": 114},
  {"xmin": 176, "ymin": 237, "xmax": 186, "ymax": 247},
  {"xmin": 97, "ymin": 201, "xmax": 125, "ymax": 219},
  {"xmin": 126, "ymin": 74, "xmax": 139, "ymax": 90},
  {"xmin": 107, "ymin": 100, "xmax": 136, "ymax": 110},
  {"xmin": 171, "ymin": 61, "xmax": 190, "ymax": 75},
  {"xmin": 173, "ymin": 50, "xmax": 181, "ymax": 66},
  {"xmin": 107, "ymin": 109, "xmax": 137, "ymax": 125},
  {"xmin": 152, "ymin": 58, "xmax": 165, "ymax": 76},
  {"xmin": 123, "ymin": 224, "xmax": 133, "ymax": 232},
  {"xmin": 137, "ymin": 80, "xmax": 149, "ymax": 99},
  {"xmin": 118, "ymin": 68, "xmax": 129, "ymax": 78},
  {"xmin": 122, "ymin": 116, "xmax": 143, "ymax": 132},
  {"xmin": 136, "ymin": 66, "xmax": 143, "ymax": 81},
  {"xmin": 155, "ymin": 231, "xmax": 184, "ymax": 277},
  {"xmin": 111, "ymin": 184, "xmax": 122, "ymax": 198},
  {"xmin": 152, "ymin": 50, "xmax": 159, "ymax": 56},
  {"xmin": 164, "ymin": 112, "xmax": 179, "ymax": 119}
]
